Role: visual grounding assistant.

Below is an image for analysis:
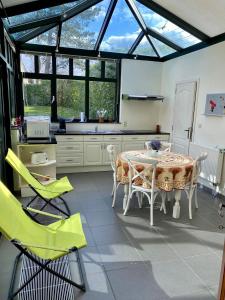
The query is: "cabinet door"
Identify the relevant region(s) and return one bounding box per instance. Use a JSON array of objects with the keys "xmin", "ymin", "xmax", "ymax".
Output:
[
  {"xmin": 122, "ymin": 142, "xmax": 145, "ymax": 151},
  {"xmin": 84, "ymin": 142, "xmax": 102, "ymax": 166},
  {"xmin": 102, "ymin": 142, "xmax": 121, "ymax": 165}
]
